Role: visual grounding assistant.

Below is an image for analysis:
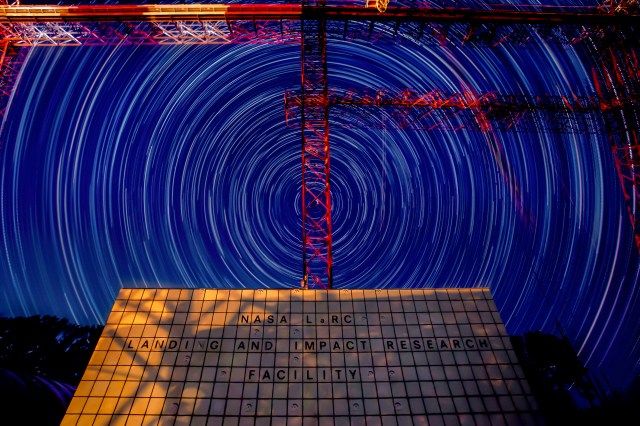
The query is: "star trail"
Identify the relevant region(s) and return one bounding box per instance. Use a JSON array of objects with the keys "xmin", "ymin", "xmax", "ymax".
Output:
[{"xmin": 0, "ymin": 0, "xmax": 639, "ymax": 393}]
